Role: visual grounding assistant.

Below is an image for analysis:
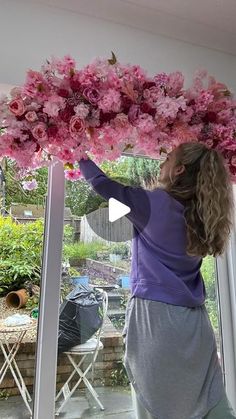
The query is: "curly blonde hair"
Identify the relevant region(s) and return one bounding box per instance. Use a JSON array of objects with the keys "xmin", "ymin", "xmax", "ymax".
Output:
[{"xmin": 166, "ymin": 142, "xmax": 234, "ymax": 257}]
